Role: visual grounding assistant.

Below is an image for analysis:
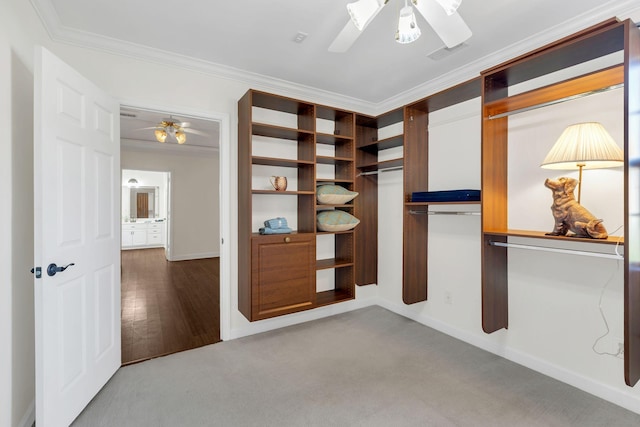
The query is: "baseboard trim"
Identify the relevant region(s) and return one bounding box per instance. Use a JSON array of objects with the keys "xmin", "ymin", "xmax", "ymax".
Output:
[
  {"xmin": 375, "ymin": 298, "xmax": 640, "ymax": 416},
  {"xmin": 228, "ymin": 296, "xmax": 379, "ymax": 340},
  {"xmin": 18, "ymin": 400, "xmax": 34, "ymax": 427},
  {"xmin": 169, "ymin": 251, "xmax": 219, "ymax": 261}
]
